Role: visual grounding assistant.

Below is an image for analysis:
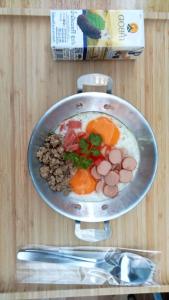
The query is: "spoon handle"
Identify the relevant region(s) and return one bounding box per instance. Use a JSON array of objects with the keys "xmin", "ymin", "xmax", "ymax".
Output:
[{"xmin": 18, "ymin": 248, "xmax": 98, "ymax": 263}]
